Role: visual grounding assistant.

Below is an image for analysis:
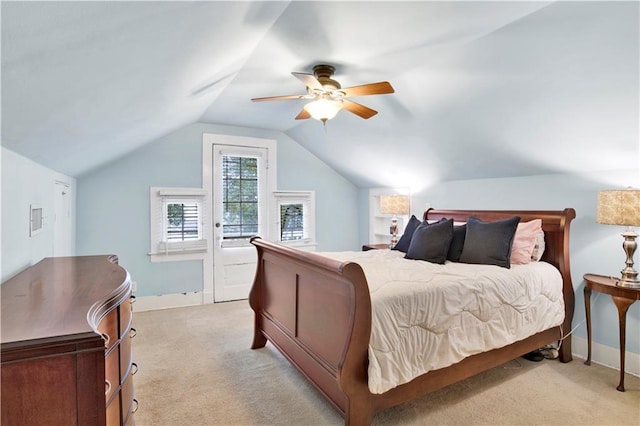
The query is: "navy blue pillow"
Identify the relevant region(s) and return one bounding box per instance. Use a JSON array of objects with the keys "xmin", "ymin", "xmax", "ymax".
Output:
[
  {"xmin": 447, "ymin": 223, "xmax": 467, "ymax": 262},
  {"xmin": 405, "ymin": 219, "xmax": 454, "ymax": 264},
  {"xmin": 458, "ymin": 216, "xmax": 520, "ymax": 268},
  {"xmin": 392, "ymin": 215, "xmax": 422, "ymax": 253}
]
